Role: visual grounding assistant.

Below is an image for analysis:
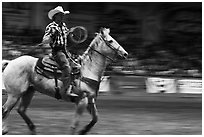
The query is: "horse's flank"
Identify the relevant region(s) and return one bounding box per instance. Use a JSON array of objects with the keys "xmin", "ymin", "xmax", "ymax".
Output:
[{"xmin": 2, "ymin": 56, "xmax": 37, "ymax": 95}]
